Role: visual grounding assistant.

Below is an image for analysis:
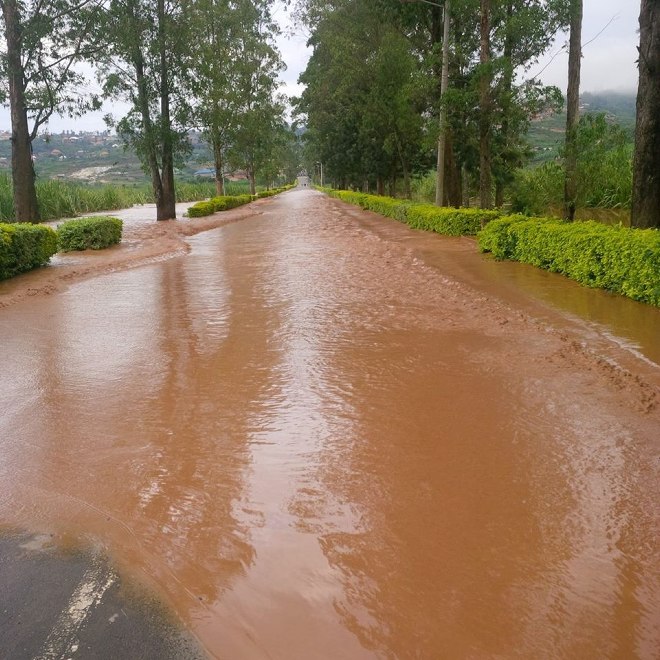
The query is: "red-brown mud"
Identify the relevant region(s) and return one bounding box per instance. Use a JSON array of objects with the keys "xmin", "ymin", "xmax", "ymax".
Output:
[{"xmin": 1, "ymin": 190, "xmax": 658, "ymax": 659}]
